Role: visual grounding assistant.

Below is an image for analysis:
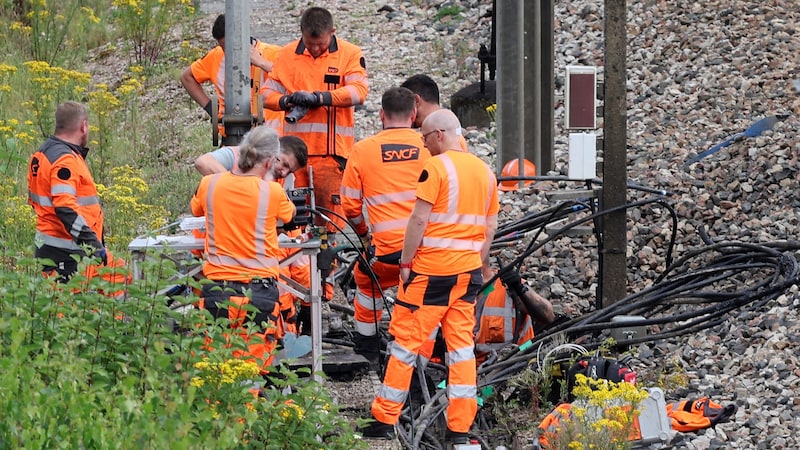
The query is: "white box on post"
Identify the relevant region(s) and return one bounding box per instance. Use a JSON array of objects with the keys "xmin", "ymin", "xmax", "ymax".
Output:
[{"xmin": 568, "ymin": 132, "xmax": 597, "ymax": 179}]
